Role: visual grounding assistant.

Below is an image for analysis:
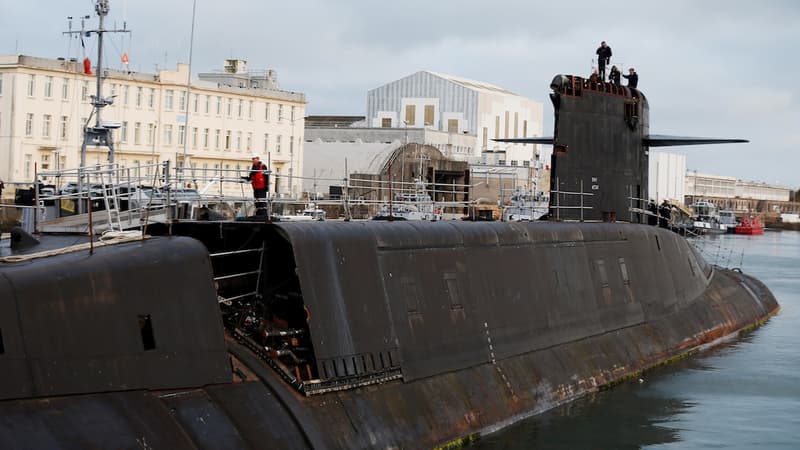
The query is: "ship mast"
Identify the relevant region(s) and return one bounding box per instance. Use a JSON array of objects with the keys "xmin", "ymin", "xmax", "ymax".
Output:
[{"xmin": 64, "ymin": 0, "xmax": 129, "ymax": 212}]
